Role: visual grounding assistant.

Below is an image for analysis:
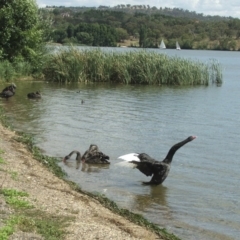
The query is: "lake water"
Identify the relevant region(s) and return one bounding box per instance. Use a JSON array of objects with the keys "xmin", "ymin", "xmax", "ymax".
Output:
[{"xmin": 1, "ymin": 48, "xmax": 240, "ymax": 240}]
